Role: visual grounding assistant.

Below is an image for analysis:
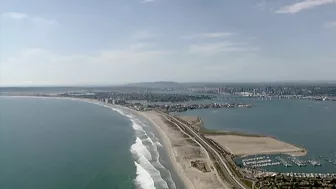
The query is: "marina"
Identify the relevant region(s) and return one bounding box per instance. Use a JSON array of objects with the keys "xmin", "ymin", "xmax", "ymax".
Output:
[
  {"xmin": 287, "ymin": 156, "xmax": 306, "ymax": 167},
  {"xmin": 241, "ymin": 156, "xmax": 281, "ymax": 168},
  {"xmin": 308, "ymin": 159, "xmax": 321, "ymax": 166},
  {"xmin": 275, "ymin": 156, "xmax": 292, "ymax": 167},
  {"xmin": 238, "ymin": 153, "xmax": 336, "ymax": 173},
  {"xmin": 179, "ymin": 99, "xmax": 336, "ymax": 174}
]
